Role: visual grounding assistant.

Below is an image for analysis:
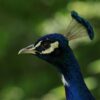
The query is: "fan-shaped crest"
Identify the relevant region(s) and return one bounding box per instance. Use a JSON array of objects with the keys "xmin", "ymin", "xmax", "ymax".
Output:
[{"xmin": 65, "ymin": 11, "xmax": 94, "ymax": 41}]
